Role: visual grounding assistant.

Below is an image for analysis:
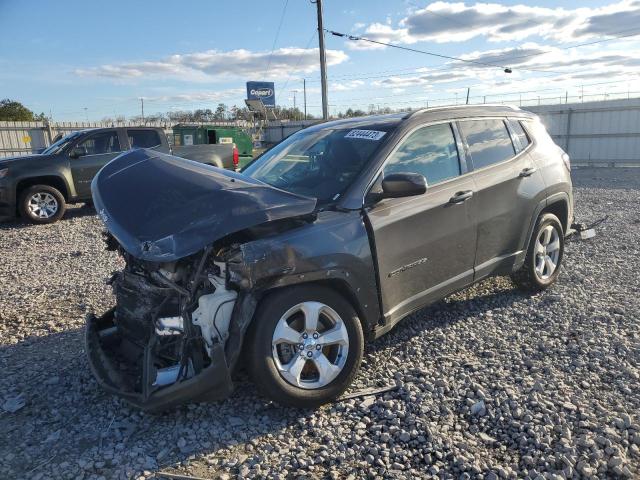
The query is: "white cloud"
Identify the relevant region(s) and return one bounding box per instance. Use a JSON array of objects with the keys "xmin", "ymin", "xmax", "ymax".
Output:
[
  {"xmin": 75, "ymin": 47, "xmax": 348, "ymax": 81},
  {"xmin": 351, "ymin": 0, "xmax": 640, "ymax": 45},
  {"xmin": 144, "ymin": 88, "xmax": 245, "ymax": 104},
  {"xmin": 459, "ymin": 43, "xmax": 640, "ymax": 75},
  {"xmin": 331, "ymin": 80, "xmax": 365, "ymax": 91},
  {"xmin": 372, "ymin": 68, "xmax": 485, "ymax": 88},
  {"xmin": 368, "ymin": 42, "xmax": 640, "ymax": 94}
]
